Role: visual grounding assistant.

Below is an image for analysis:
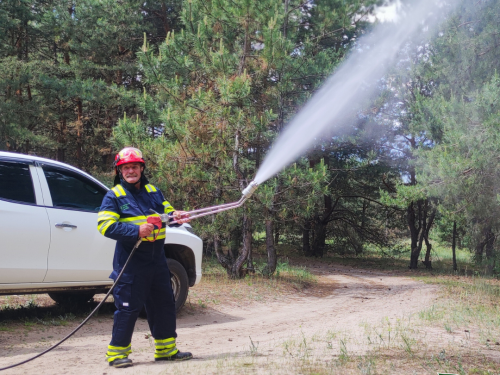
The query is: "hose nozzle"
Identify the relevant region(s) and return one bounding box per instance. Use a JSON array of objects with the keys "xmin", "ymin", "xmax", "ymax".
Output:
[{"xmin": 241, "ymin": 180, "xmax": 259, "ymax": 199}]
